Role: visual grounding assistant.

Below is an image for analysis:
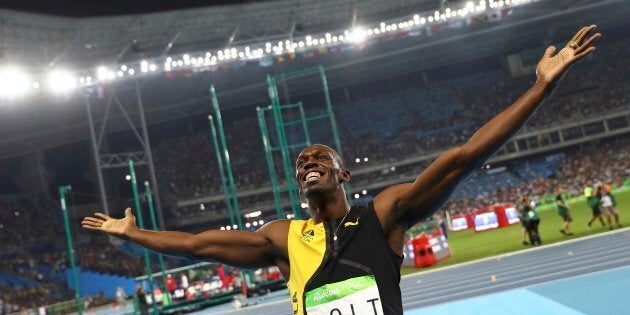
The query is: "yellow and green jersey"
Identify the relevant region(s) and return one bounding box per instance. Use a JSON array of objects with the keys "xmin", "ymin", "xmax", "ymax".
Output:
[{"xmin": 286, "ymin": 202, "xmax": 403, "ymax": 315}]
